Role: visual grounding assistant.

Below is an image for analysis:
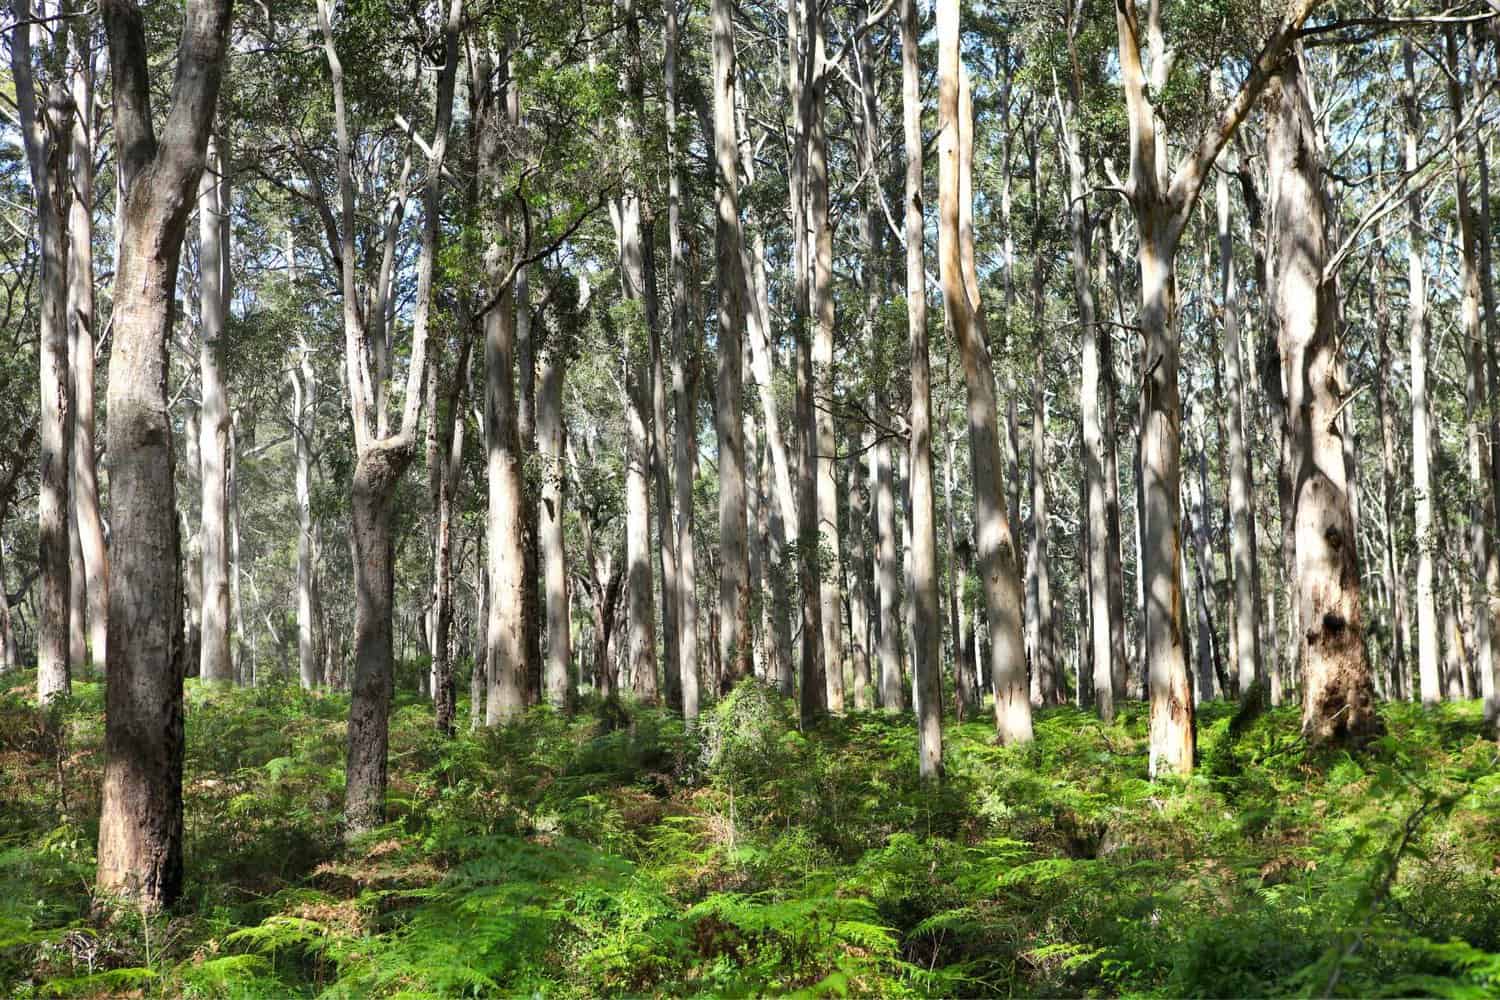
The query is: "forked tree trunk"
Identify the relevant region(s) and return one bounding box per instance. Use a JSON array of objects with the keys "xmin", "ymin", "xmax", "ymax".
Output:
[
  {"xmin": 96, "ymin": 0, "xmax": 232, "ymax": 909},
  {"xmin": 1268, "ymin": 54, "xmax": 1378, "ymax": 745}
]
